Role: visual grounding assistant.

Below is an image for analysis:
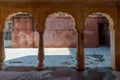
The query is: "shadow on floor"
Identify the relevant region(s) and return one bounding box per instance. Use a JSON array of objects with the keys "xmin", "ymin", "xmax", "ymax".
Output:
[{"xmin": 2, "ymin": 67, "xmax": 117, "ymax": 80}]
